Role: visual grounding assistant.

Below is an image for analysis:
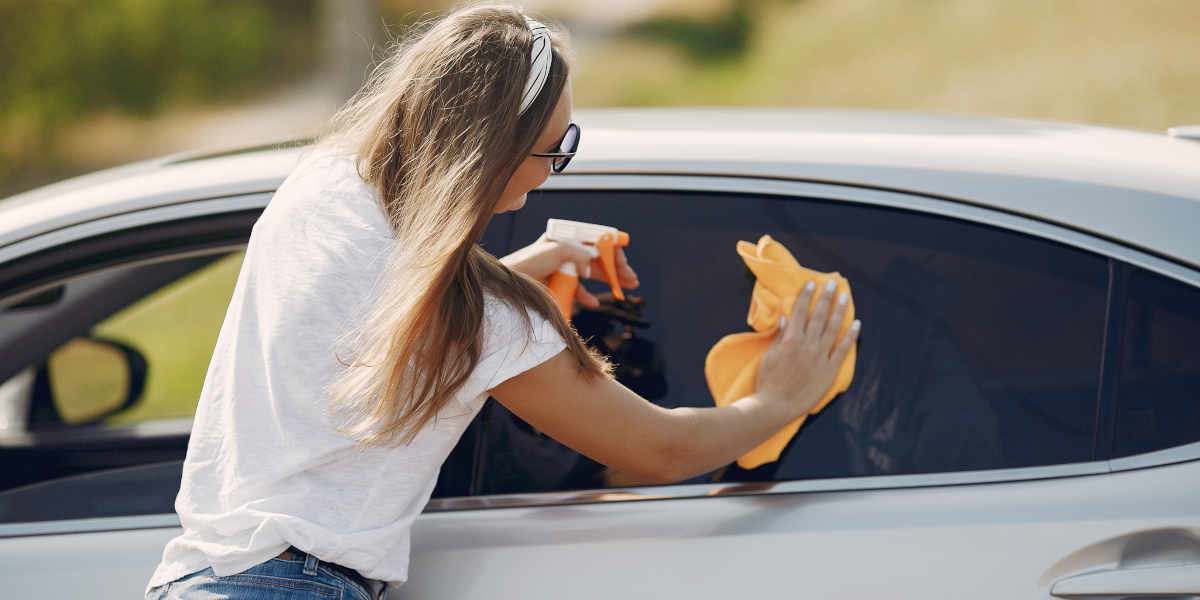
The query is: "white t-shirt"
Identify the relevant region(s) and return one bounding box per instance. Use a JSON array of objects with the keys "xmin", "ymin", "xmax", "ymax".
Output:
[{"xmin": 147, "ymin": 147, "xmax": 567, "ymax": 591}]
